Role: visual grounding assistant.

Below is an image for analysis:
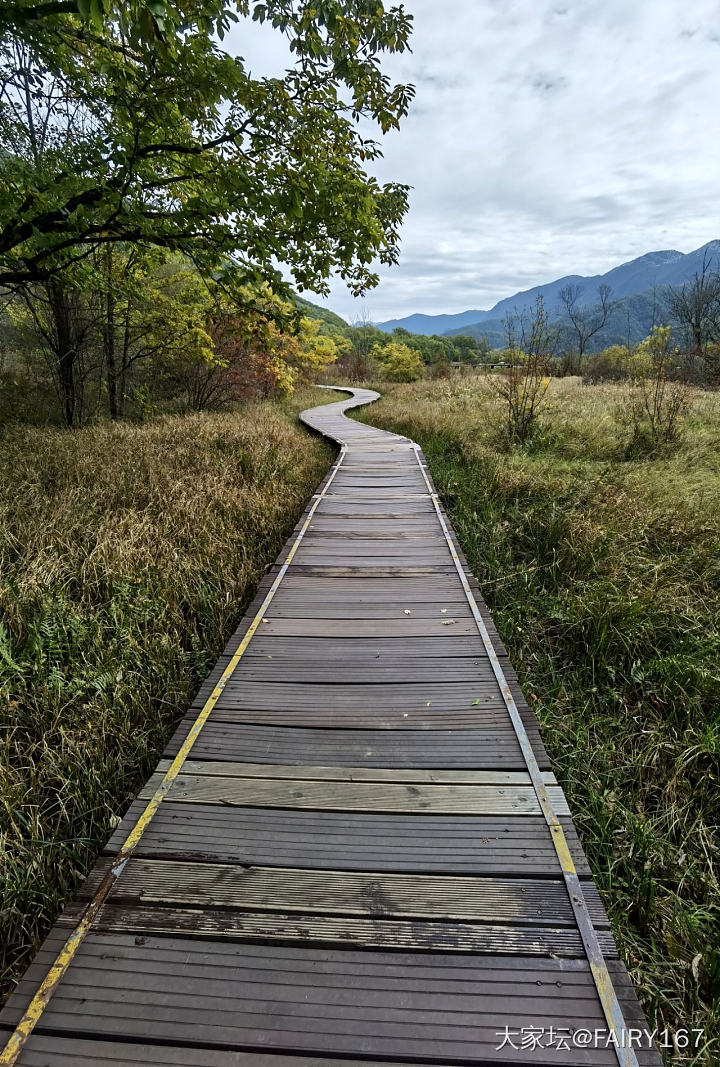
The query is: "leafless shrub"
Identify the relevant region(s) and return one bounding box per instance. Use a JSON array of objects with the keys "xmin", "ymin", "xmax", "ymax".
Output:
[{"xmin": 496, "ymin": 295, "xmax": 553, "ymax": 444}]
